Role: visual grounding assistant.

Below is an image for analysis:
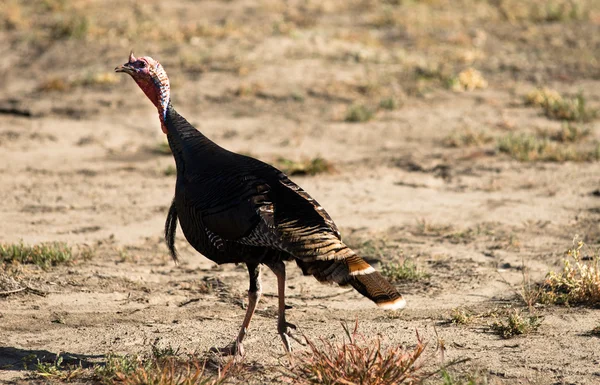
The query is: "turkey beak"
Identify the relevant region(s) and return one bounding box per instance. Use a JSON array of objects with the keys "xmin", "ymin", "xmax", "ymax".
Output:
[{"xmin": 115, "ymin": 63, "xmax": 134, "ymax": 74}]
